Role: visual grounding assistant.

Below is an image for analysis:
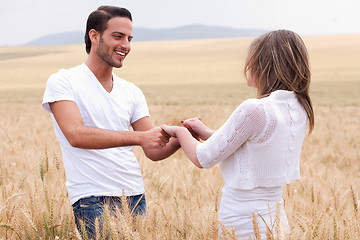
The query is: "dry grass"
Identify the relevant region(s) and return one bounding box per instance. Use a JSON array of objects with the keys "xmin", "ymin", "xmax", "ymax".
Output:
[{"xmin": 0, "ymin": 34, "xmax": 360, "ymax": 239}]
